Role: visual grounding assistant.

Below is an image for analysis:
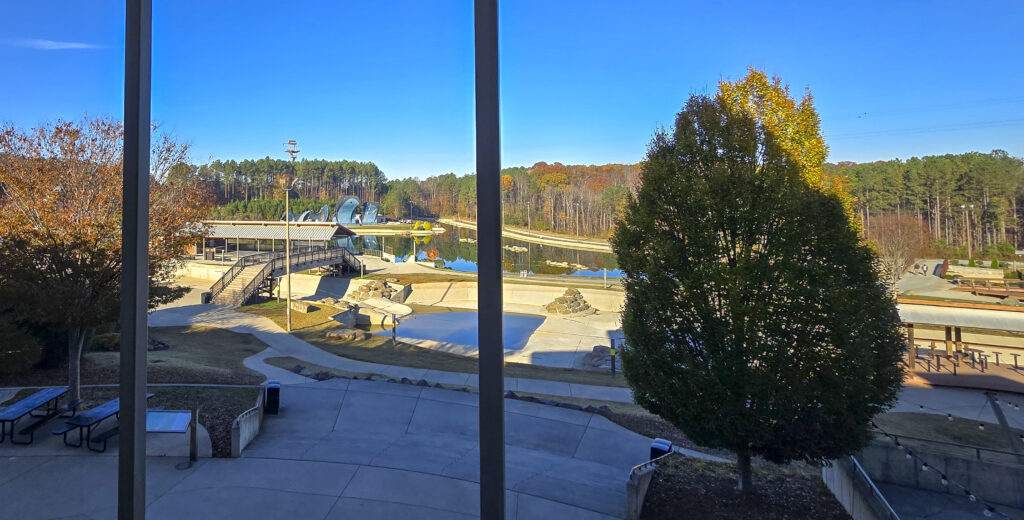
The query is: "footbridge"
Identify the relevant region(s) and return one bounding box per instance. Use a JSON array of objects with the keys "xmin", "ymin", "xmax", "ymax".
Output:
[{"xmin": 205, "ymin": 245, "xmax": 362, "ymax": 307}]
